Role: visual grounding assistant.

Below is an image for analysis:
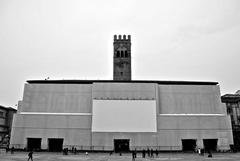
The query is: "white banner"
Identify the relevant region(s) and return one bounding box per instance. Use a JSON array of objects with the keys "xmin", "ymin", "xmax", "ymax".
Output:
[{"xmin": 92, "ymin": 100, "xmax": 157, "ymax": 132}]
